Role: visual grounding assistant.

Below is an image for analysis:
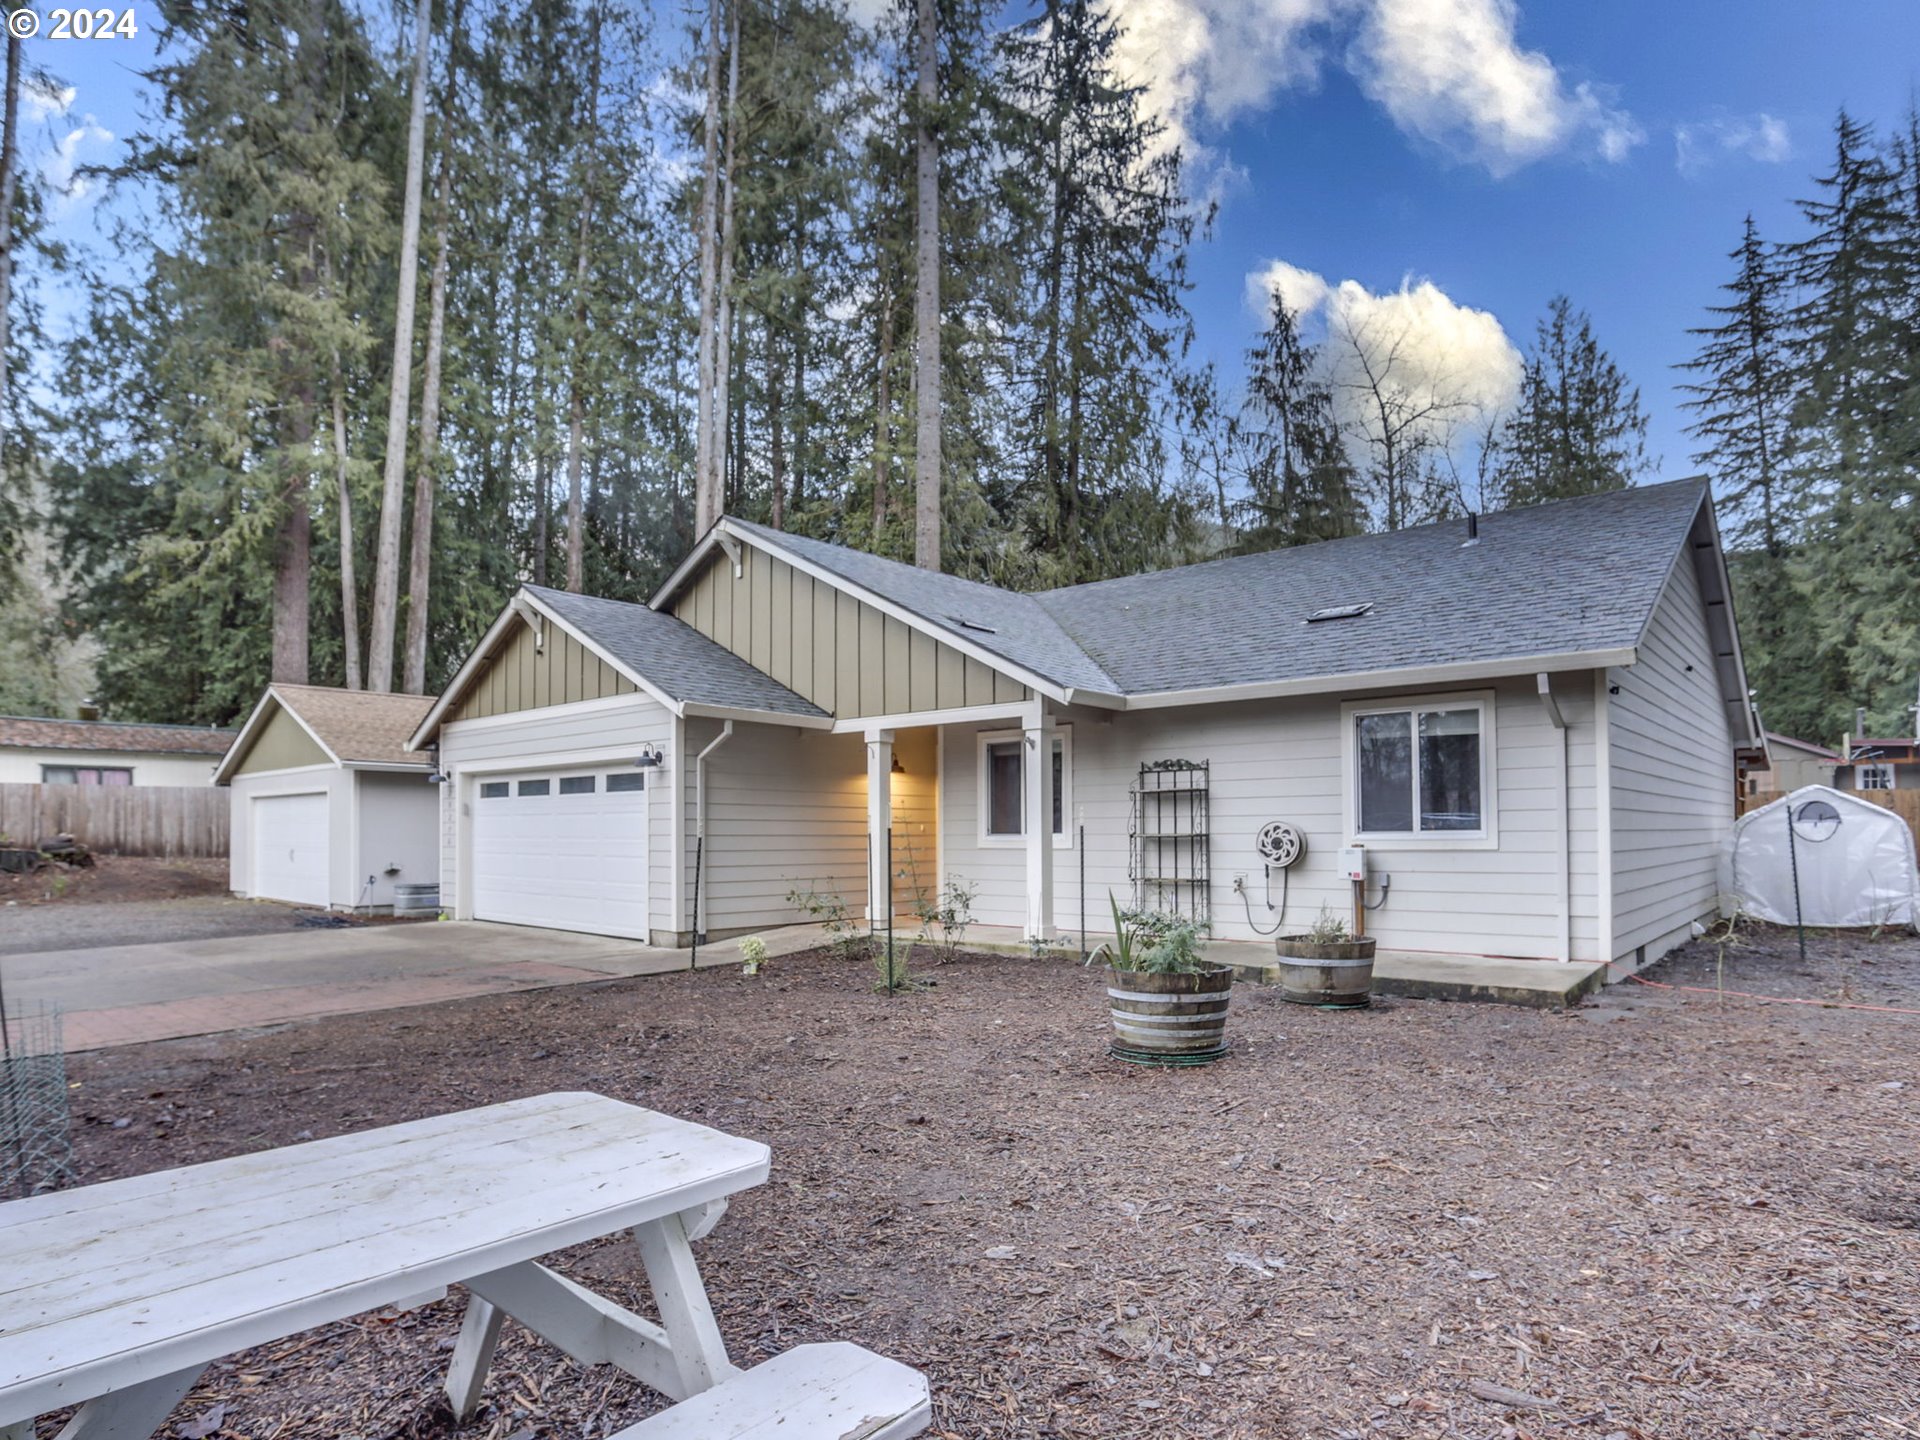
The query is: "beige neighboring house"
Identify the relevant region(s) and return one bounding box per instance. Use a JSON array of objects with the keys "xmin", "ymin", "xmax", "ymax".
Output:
[
  {"xmin": 408, "ymin": 480, "xmax": 1761, "ymax": 980},
  {"xmin": 1747, "ymin": 732, "xmax": 1841, "ymax": 799},
  {"xmin": 215, "ymin": 685, "xmax": 440, "ymax": 913},
  {"xmin": 0, "ymin": 715, "xmax": 234, "ymax": 787}
]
